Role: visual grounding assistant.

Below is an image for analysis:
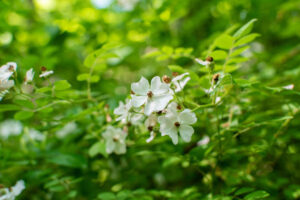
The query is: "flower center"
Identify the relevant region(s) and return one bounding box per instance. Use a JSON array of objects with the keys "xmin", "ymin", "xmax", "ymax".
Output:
[
  {"xmin": 147, "ymin": 126, "xmax": 153, "ymax": 131},
  {"xmin": 205, "ymin": 56, "xmax": 213, "ymax": 62},
  {"xmin": 162, "ymin": 75, "xmax": 171, "ymax": 84},
  {"xmin": 8, "ymin": 65, "xmax": 14, "ymax": 71},
  {"xmin": 41, "ymin": 66, "xmax": 47, "ymax": 71},
  {"xmin": 174, "ymin": 122, "xmax": 180, "ymax": 127},
  {"xmin": 147, "ymin": 91, "xmax": 153, "ymax": 98},
  {"xmin": 113, "ymin": 137, "xmax": 119, "ymax": 142}
]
